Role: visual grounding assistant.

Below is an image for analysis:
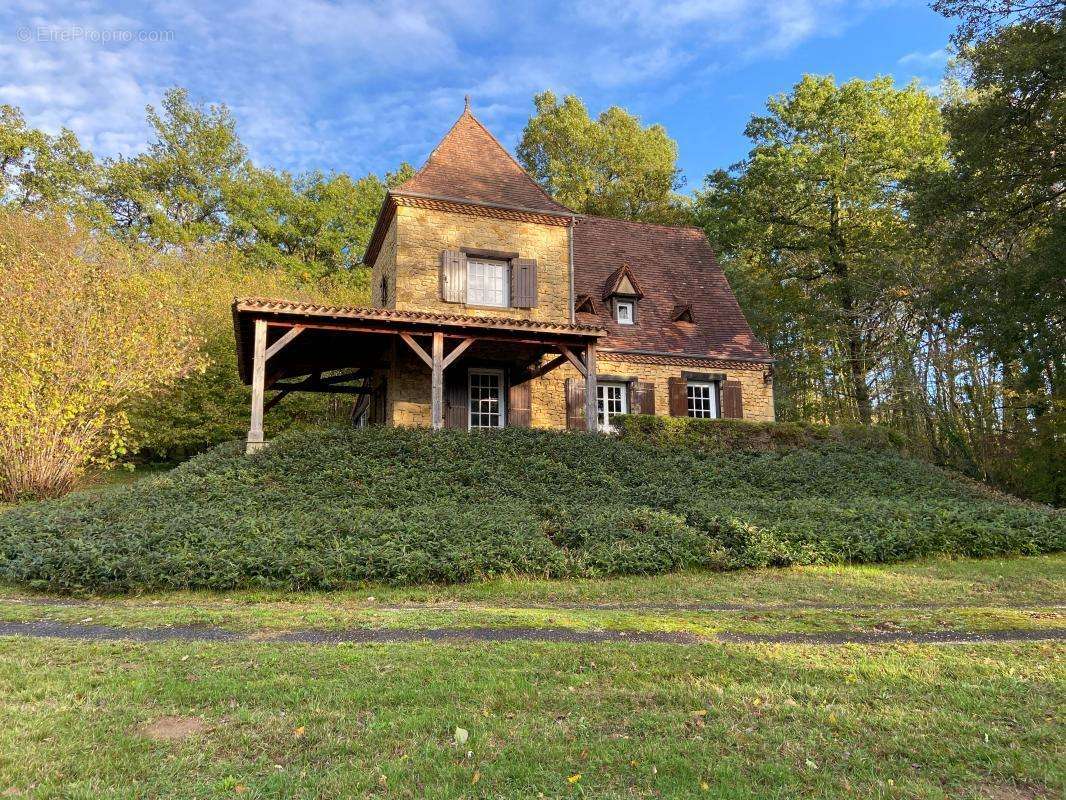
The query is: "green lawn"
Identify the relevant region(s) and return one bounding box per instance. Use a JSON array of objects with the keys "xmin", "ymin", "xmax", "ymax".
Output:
[
  {"xmin": 0, "ymin": 556, "xmax": 1063, "ymax": 798},
  {"xmin": 1, "ymin": 555, "xmax": 1061, "ymax": 638}
]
